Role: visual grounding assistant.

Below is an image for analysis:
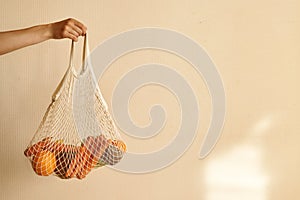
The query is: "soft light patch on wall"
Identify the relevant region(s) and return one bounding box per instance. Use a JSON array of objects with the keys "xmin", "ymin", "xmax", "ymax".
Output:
[
  {"xmin": 204, "ymin": 145, "xmax": 269, "ymax": 200},
  {"xmin": 252, "ymin": 115, "xmax": 273, "ymax": 136}
]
